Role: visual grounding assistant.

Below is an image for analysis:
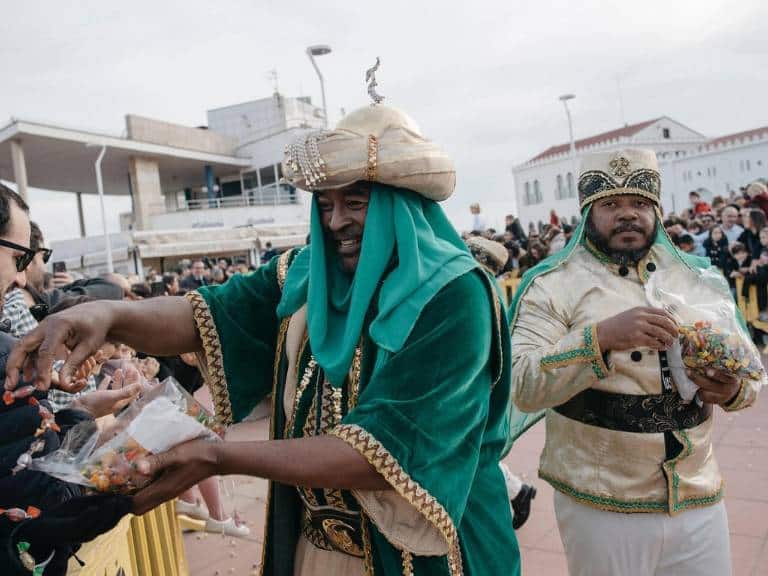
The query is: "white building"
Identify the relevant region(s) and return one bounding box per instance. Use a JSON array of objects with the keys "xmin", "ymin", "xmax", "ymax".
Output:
[
  {"xmin": 0, "ymin": 93, "xmax": 324, "ymax": 275},
  {"xmin": 513, "ymin": 117, "xmax": 768, "ymax": 225},
  {"xmin": 660, "ymin": 126, "xmax": 768, "ymax": 213},
  {"xmin": 512, "ymin": 117, "xmax": 707, "ymax": 227}
]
